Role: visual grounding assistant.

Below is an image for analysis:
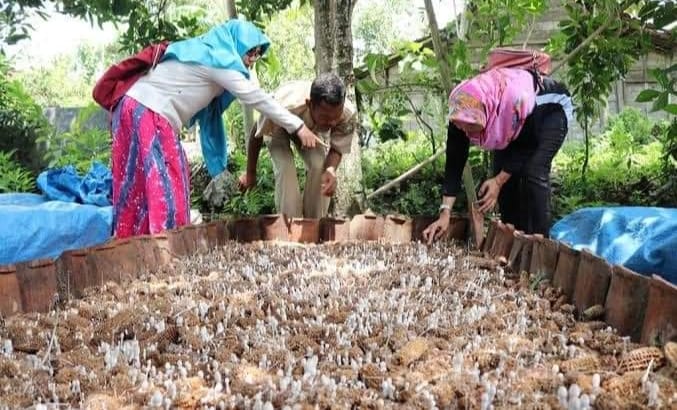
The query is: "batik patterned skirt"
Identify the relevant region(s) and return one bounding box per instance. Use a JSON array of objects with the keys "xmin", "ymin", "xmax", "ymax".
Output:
[{"xmin": 111, "ymin": 96, "xmax": 190, "ymax": 238}]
